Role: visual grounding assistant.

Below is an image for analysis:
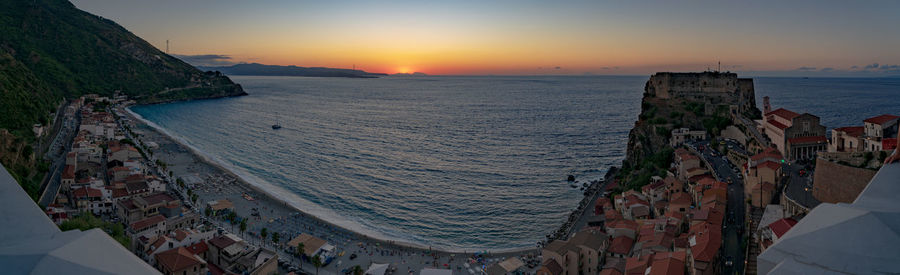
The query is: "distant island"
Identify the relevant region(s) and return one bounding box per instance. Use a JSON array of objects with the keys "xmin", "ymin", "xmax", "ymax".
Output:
[{"xmin": 199, "ymin": 63, "xmax": 388, "ymax": 78}]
